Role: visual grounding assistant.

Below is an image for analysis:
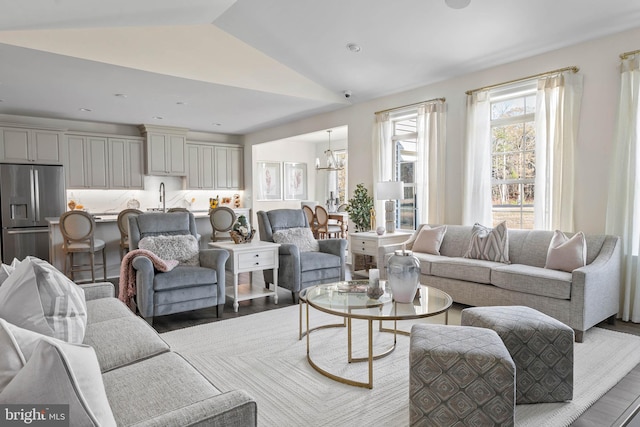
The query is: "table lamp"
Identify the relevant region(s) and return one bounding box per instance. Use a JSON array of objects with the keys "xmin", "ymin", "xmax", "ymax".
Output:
[{"xmin": 376, "ymin": 181, "xmax": 403, "ymax": 233}]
